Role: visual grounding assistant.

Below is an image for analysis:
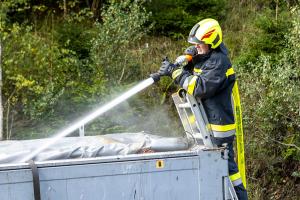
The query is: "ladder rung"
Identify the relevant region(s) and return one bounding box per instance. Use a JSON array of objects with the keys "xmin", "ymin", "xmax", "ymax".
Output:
[
  {"xmin": 192, "ymin": 133, "xmax": 203, "ymax": 138},
  {"xmin": 178, "ymin": 103, "xmax": 191, "ymax": 108}
]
